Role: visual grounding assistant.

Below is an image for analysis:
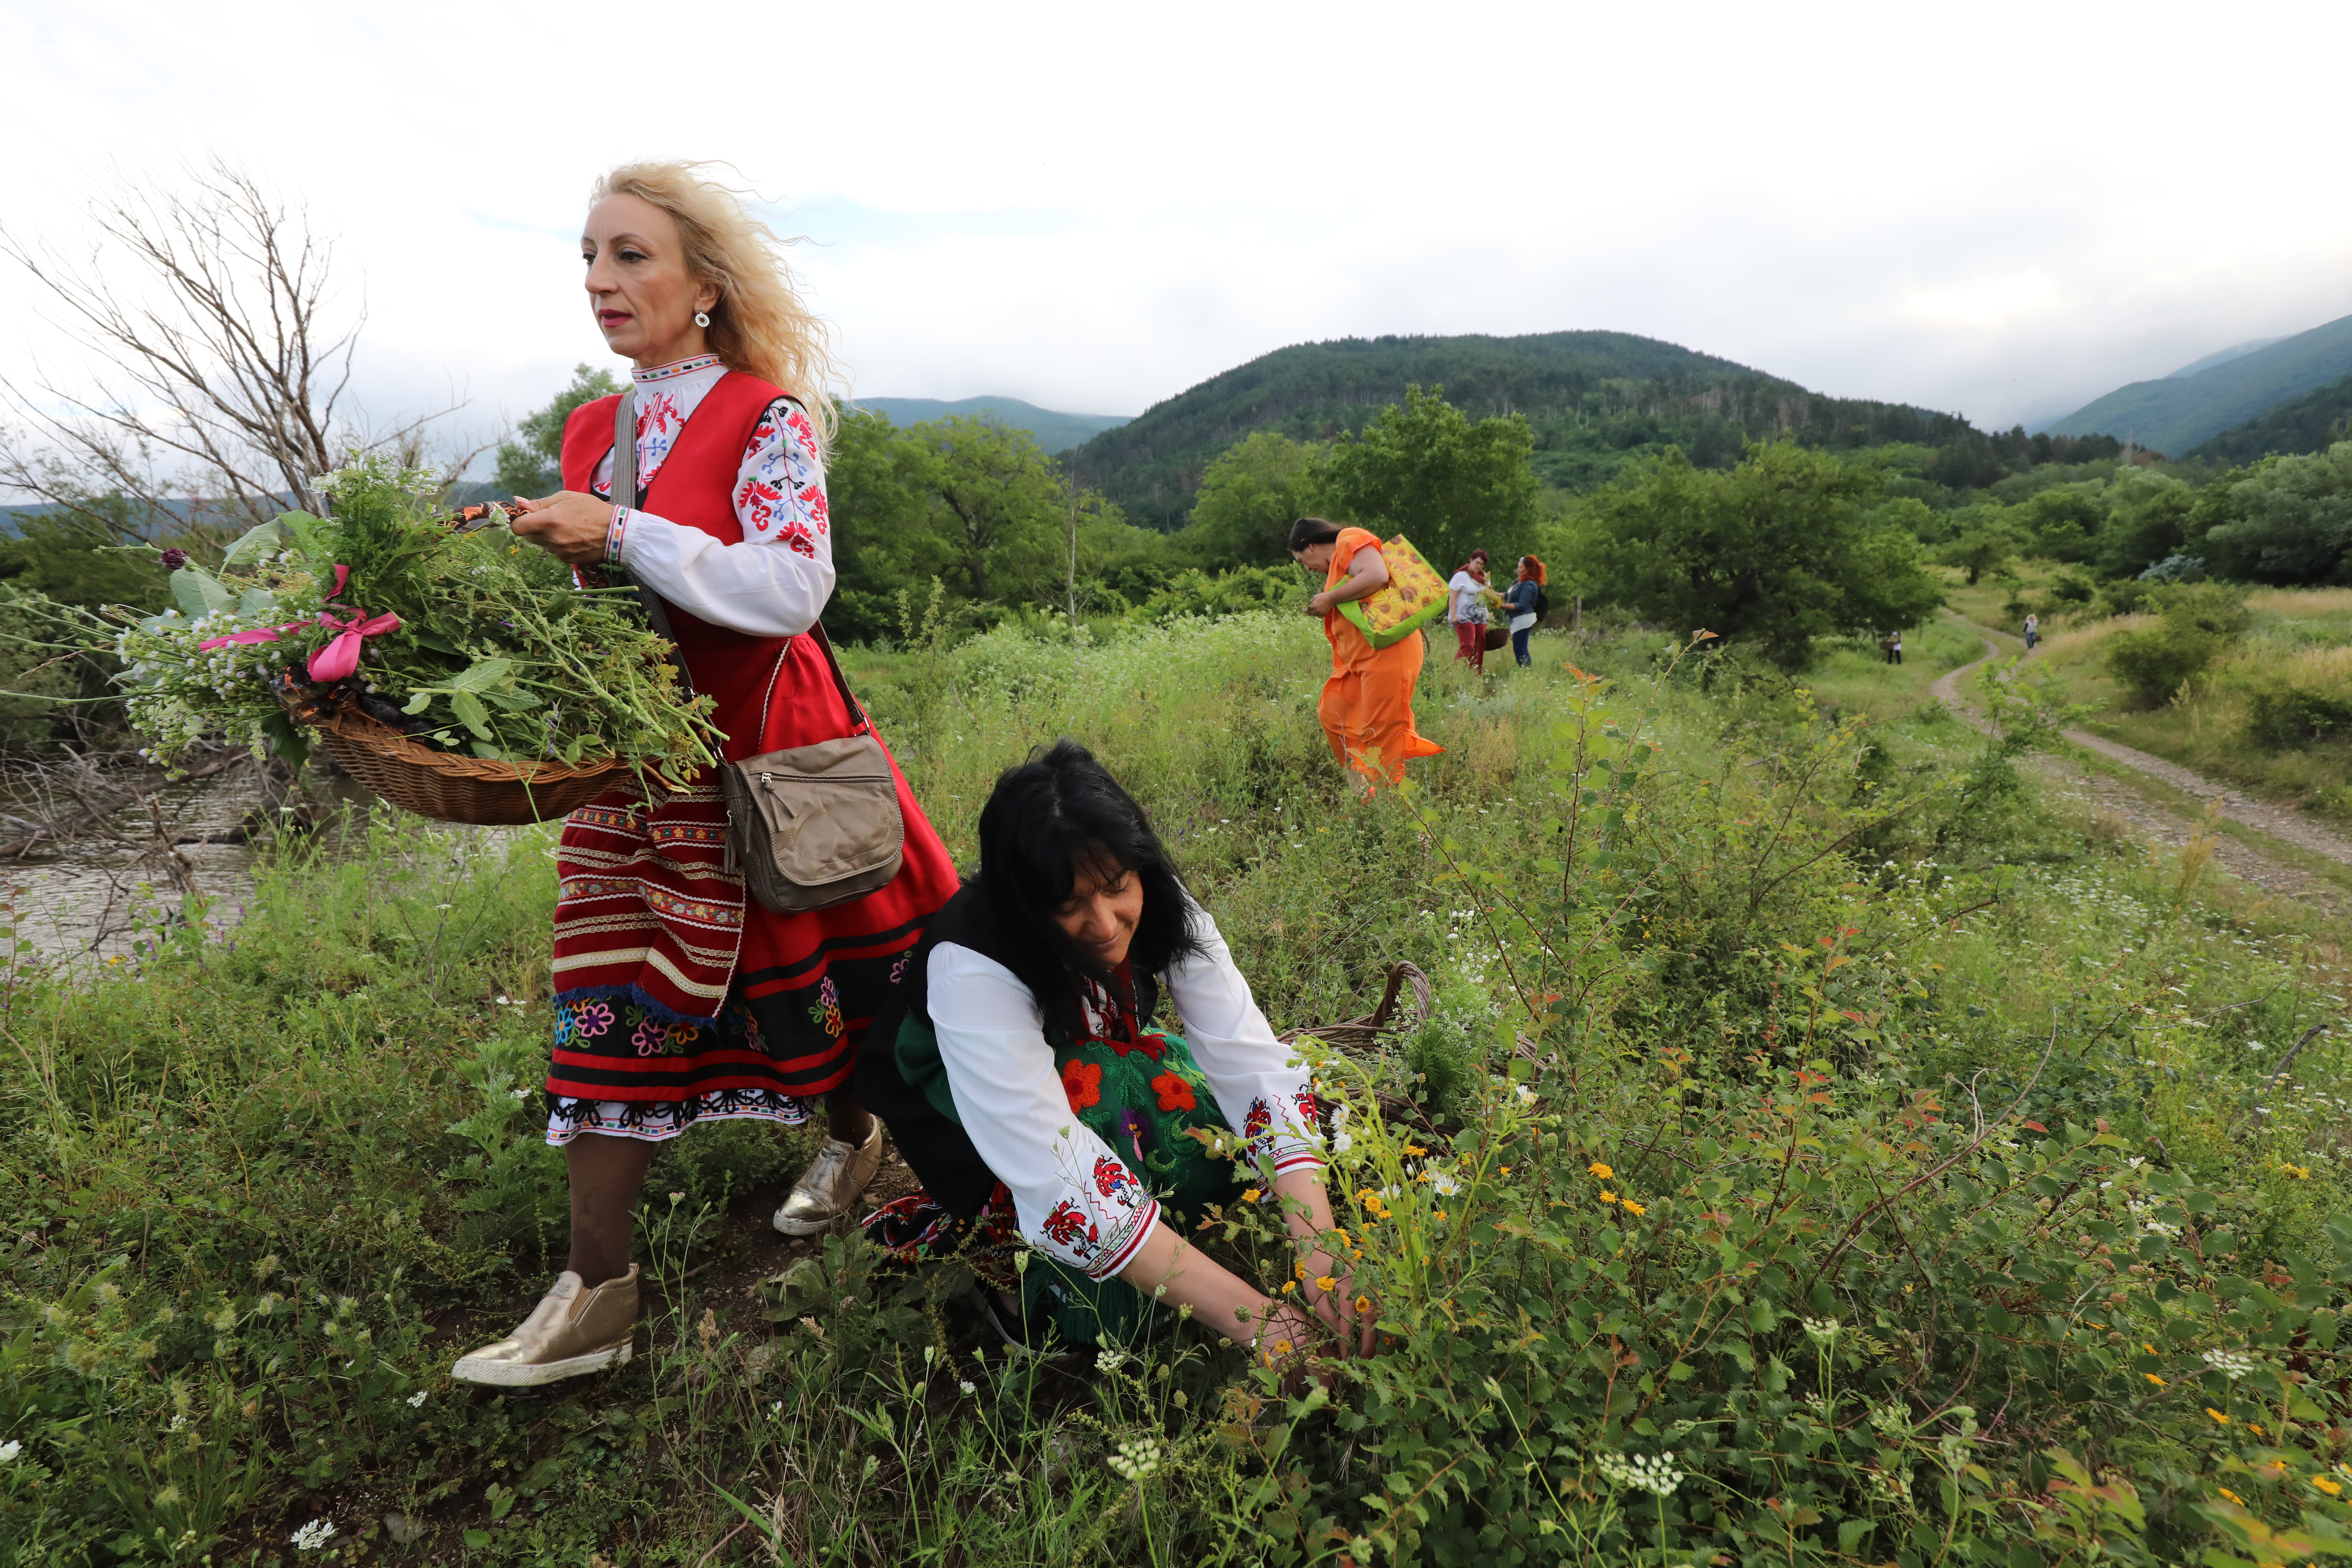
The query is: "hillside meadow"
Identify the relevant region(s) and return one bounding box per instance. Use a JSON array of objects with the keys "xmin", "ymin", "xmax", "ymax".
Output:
[
  {"xmin": 1948, "ymin": 570, "xmax": 2352, "ymax": 822},
  {"xmin": 5, "ymin": 612, "xmax": 2351, "ymax": 1567}
]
